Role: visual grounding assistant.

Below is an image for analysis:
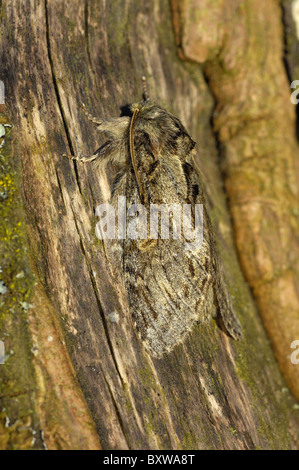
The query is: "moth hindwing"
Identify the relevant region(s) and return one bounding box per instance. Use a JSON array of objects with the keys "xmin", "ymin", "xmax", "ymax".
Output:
[{"xmin": 70, "ymin": 96, "xmax": 242, "ymax": 358}]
